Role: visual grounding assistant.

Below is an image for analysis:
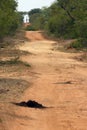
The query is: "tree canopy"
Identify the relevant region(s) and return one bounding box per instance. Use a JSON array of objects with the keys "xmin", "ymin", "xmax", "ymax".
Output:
[
  {"xmin": 28, "ymin": 0, "xmax": 87, "ymax": 42},
  {"xmin": 0, "ymin": 0, "xmax": 23, "ymax": 40}
]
